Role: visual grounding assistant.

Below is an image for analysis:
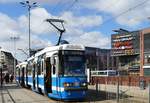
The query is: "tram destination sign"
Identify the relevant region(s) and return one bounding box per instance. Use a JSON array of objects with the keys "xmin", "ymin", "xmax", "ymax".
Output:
[{"xmin": 111, "ymin": 31, "xmax": 140, "ymax": 56}]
